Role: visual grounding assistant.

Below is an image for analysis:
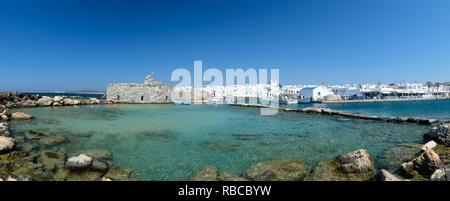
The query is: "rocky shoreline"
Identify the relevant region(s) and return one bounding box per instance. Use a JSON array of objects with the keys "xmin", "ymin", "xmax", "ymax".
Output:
[
  {"xmin": 0, "ymin": 92, "xmax": 135, "ymax": 181},
  {"xmin": 190, "ymin": 122, "xmax": 450, "ymax": 181}
]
